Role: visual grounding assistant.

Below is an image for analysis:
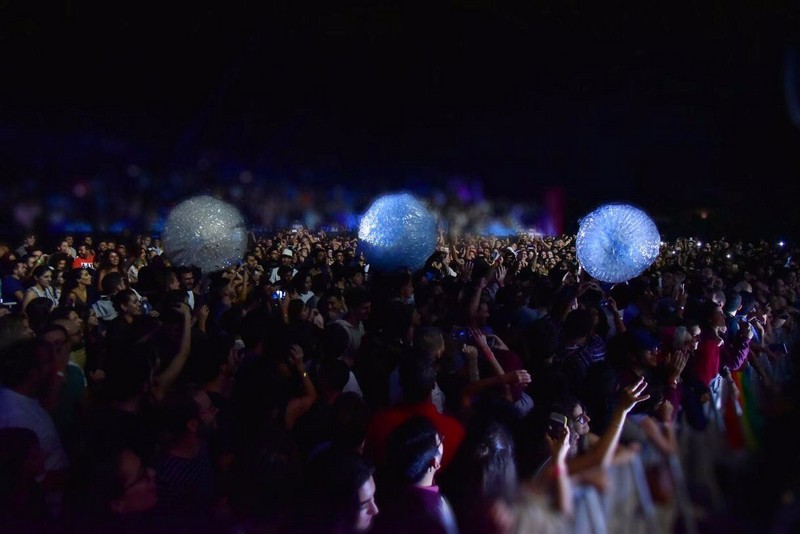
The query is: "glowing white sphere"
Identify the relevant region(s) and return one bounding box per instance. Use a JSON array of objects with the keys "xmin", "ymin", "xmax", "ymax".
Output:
[
  {"xmin": 162, "ymin": 195, "xmax": 247, "ymax": 274},
  {"xmin": 358, "ymin": 193, "xmax": 437, "ymax": 272},
  {"xmin": 576, "ymin": 203, "xmax": 660, "ymax": 283}
]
